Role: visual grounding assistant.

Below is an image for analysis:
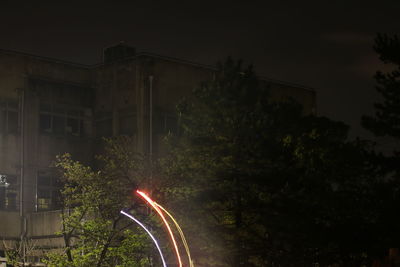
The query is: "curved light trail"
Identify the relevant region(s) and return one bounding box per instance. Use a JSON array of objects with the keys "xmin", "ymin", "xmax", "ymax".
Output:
[
  {"xmin": 120, "ymin": 210, "xmax": 167, "ymax": 267},
  {"xmin": 136, "ymin": 190, "xmax": 183, "ymax": 267},
  {"xmin": 156, "ymin": 203, "xmax": 194, "ymax": 267}
]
